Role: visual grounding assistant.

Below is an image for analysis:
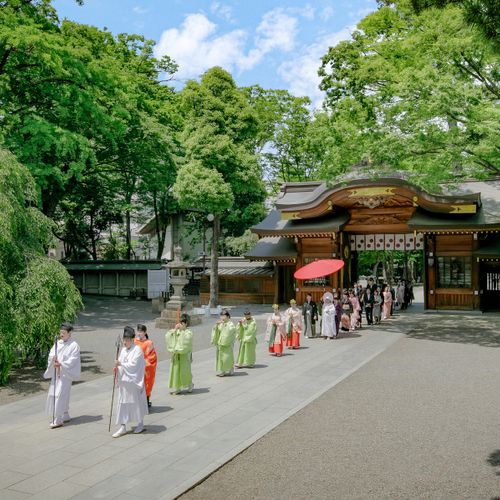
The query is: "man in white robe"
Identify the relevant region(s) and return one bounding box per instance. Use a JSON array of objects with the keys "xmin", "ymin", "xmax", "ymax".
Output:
[
  {"xmin": 112, "ymin": 326, "xmax": 148, "ymax": 438},
  {"xmin": 44, "ymin": 323, "xmax": 81, "ymax": 429}
]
